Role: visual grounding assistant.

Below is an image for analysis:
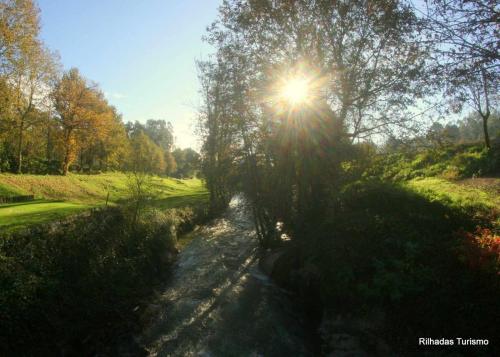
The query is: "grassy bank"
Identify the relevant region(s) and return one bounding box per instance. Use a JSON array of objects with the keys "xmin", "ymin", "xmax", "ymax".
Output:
[
  {"xmin": 0, "ymin": 172, "xmax": 211, "ymax": 355},
  {"xmin": 270, "ymin": 143, "xmax": 499, "ymax": 355},
  {"xmin": 0, "ymin": 206, "xmax": 207, "ymax": 355},
  {"xmin": 367, "ymin": 143, "xmax": 500, "ymax": 181},
  {"xmin": 407, "ymin": 177, "xmax": 499, "ymax": 228},
  {"xmin": 311, "ymin": 179, "xmax": 499, "ymax": 354},
  {"xmin": 0, "ymin": 173, "xmax": 208, "ymax": 231}
]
